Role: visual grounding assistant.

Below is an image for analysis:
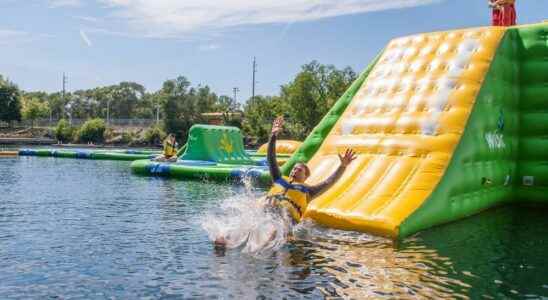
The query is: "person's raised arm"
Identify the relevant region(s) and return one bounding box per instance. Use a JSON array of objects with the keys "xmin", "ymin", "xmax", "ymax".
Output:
[
  {"xmin": 308, "ymin": 149, "xmax": 357, "ymax": 199},
  {"xmin": 268, "ymin": 117, "xmax": 284, "ymax": 181}
]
